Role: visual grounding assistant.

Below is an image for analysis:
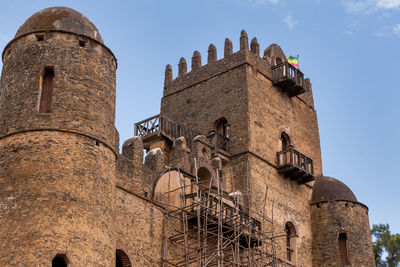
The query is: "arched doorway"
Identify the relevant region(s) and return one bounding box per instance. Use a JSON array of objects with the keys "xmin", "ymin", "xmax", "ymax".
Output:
[
  {"xmin": 116, "ymin": 249, "xmax": 131, "ymax": 267},
  {"xmin": 197, "ymin": 167, "xmax": 212, "ymax": 191},
  {"xmin": 52, "ymin": 254, "xmax": 68, "ymax": 267}
]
